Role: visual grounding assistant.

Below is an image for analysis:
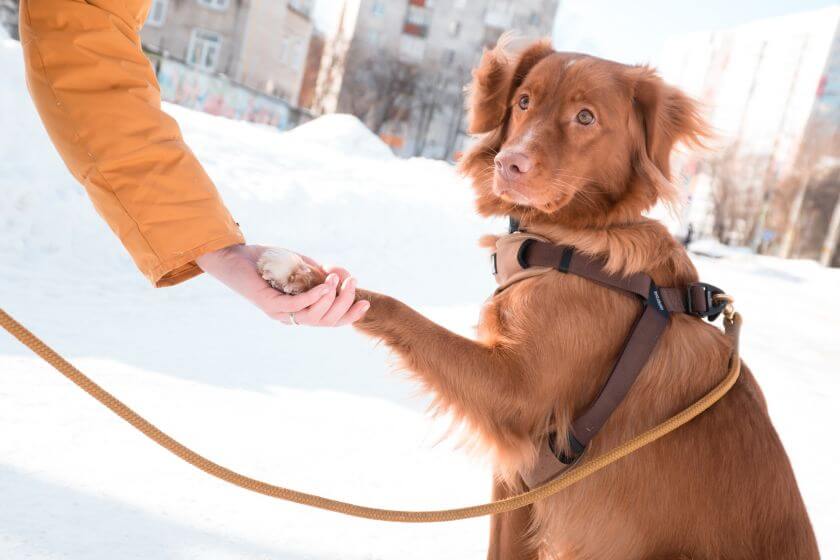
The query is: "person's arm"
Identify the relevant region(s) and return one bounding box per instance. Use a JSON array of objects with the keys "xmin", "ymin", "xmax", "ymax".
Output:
[
  {"xmin": 19, "ymin": 0, "xmax": 367, "ymax": 325},
  {"xmin": 20, "ymin": 0, "xmax": 241, "ymax": 286}
]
